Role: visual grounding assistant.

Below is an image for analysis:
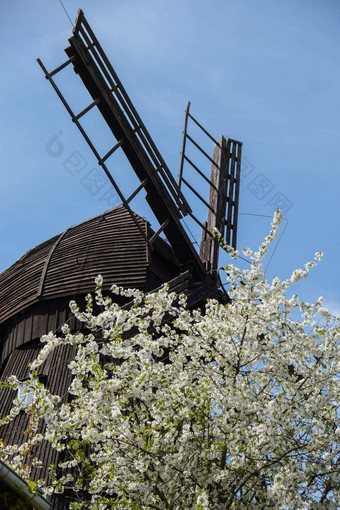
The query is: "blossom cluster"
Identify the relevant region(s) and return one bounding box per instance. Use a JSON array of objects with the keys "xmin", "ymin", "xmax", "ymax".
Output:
[{"xmin": 0, "ymin": 211, "xmax": 339, "ymax": 509}]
